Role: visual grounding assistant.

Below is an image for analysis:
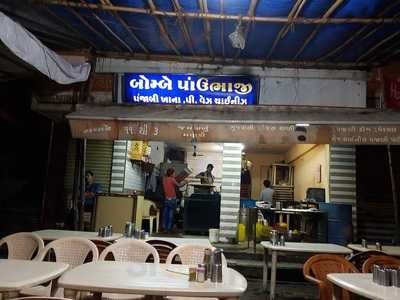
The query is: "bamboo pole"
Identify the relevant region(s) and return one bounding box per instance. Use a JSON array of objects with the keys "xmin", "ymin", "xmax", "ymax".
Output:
[
  {"xmin": 234, "ymin": 0, "xmax": 258, "ymax": 59},
  {"xmin": 42, "ymin": 6, "xmax": 96, "ymax": 48},
  {"xmin": 92, "ymin": 13, "xmax": 133, "ymax": 52},
  {"xmin": 266, "ymin": 0, "xmax": 307, "ymax": 59},
  {"xmin": 220, "ymin": 0, "xmax": 225, "ymax": 57},
  {"xmin": 367, "ymin": 37, "xmax": 400, "ymax": 64},
  {"xmin": 66, "ymin": 6, "xmax": 121, "ymax": 51},
  {"xmin": 171, "ymin": 0, "xmax": 196, "ymax": 55},
  {"xmin": 100, "ymin": 0, "xmax": 149, "ymax": 53},
  {"xmin": 146, "ymin": 0, "xmax": 180, "ymax": 56},
  {"xmin": 387, "ymin": 145, "xmax": 399, "ymax": 244},
  {"xmin": 293, "ymin": 0, "xmax": 344, "ymax": 60},
  {"xmin": 41, "ymin": 5, "xmax": 96, "ymax": 48},
  {"xmin": 199, "ymin": 0, "xmax": 214, "ymax": 57},
  {"xmin": 357, "ymin": 30, "xmax": 400, "ymax": 62},
  {"xmin": 317, "ymin": 0, "xmax": 400, "ymax": 62},
  {"xmin": 79, "ymin": 0, "xmax": 131, "ymax": 52},
  {"xmin": 280, "ymin": 0, "xmax": 307, "ymax": 38},
  {"xmin": 36, "ymin": 0, "xmax": 400, "ymax": 25},
  {"xmin": 375, "ymin": 47, "xmax": 400, "ymax": 65}
]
